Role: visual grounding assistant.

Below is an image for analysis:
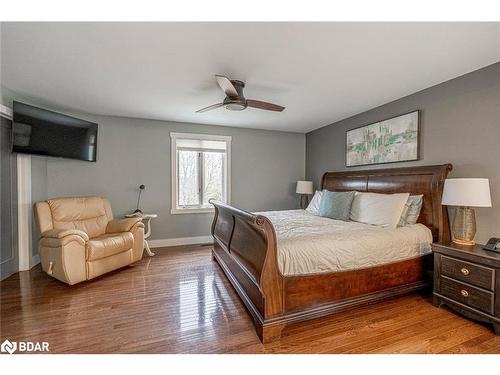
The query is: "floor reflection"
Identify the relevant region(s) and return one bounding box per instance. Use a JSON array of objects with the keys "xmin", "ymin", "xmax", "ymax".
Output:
[
  {"xmin": 179, "ymin": 274, "xmax": 216, "ymax": 332},
  {"xmin": 178, "ymin": 265, "xmax": 241, "ymax": 338}
]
